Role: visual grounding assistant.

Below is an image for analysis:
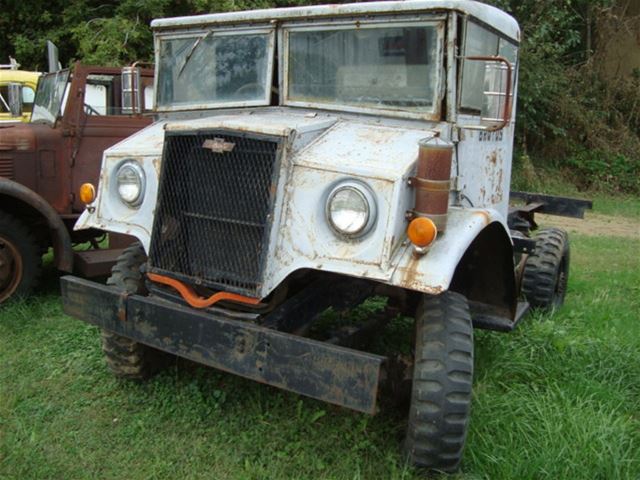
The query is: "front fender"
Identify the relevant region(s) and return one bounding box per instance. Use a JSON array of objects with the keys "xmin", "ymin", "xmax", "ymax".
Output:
[
  {"xmin": 390, "ymin": 207, "xmax": 511, "ymax": 295},
  {"xmin": 0, "ymin": 178, "xmax": 73, "ymax": 271}
]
